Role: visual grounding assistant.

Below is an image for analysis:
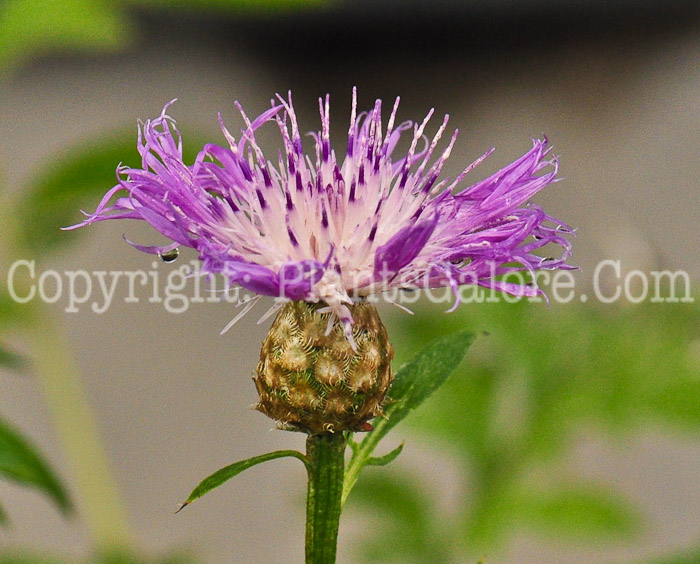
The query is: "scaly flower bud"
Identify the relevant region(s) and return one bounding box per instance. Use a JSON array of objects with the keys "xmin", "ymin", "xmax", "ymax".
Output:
[{"xmin": 254, "ymin": 301, "xmax": 393, "ymax": 434}]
